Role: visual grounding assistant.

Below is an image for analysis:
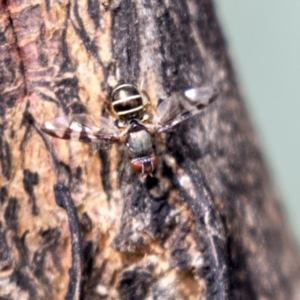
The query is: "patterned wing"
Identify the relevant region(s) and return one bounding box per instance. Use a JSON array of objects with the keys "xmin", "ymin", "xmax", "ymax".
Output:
[
  {"xmin": 41, "ymin": 114, "xmax": 121, "ymax": 144},
  {"xmin": 155, "ymin": 86, "xmax": 218, "ymax": 132}
]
